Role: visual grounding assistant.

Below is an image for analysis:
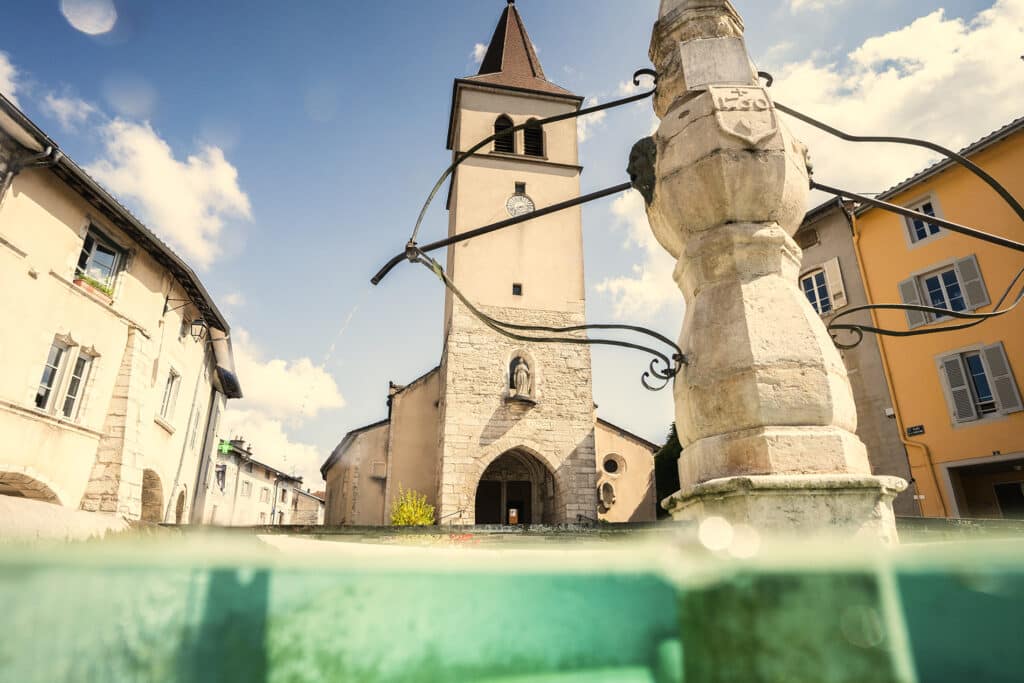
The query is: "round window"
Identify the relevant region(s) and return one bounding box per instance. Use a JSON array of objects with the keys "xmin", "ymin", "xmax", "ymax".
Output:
[{"xmin": 603, "ymin": 458, "xmax": 619, "ymax": 475}]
